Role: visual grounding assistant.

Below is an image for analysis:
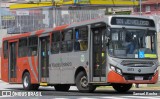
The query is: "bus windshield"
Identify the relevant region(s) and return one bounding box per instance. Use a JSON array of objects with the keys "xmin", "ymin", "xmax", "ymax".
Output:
[{"xmin": 108, "ymin": 28, "xmax": 157, "ymax": 59}]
